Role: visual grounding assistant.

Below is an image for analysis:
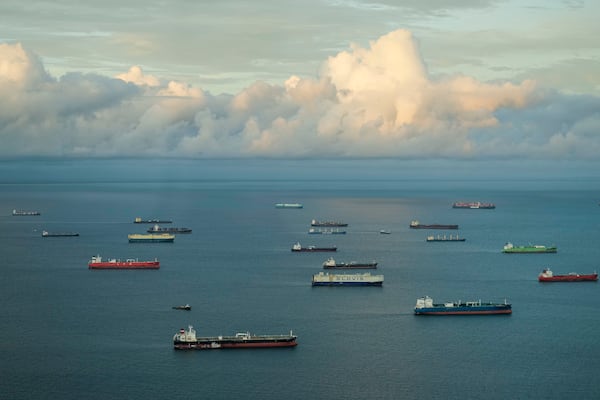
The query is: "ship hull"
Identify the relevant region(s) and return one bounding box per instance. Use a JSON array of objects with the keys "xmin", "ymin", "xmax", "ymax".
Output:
[
  {"xmin": 308, "ymin": 230, "xmax": 346, "ymax": 234},
  {"xmin": 292, "ymin": 248, "xmax": 337, "ymax": 252},
  {"xmin": 312, "ymin": 281, "xmax": 382, "ymax": 286},
  {"xmin": 147, "ymin": 228, "xmax": 192, "ymax": 234},
  {"xmin": 410, "ymin": 224, "xmax": 458, "ymax": 229},
  {"xmin": 128, "ymin": 238, "xmax": 174, "ymax": 243},
  {"xmin": 539, "ymin": 274, "xmax": 597, "ymax": 282},
  {"xmin": 275, "ymin": 203, "xmax": 303, "ymax": 209},
  {"xmin": 174, "ymin": 339, "xmax": 297, "ymax": 350},
  {"xmin": 503, "ymin": 249, "xmax": 556, "ymax": 253},
  {"xmin": 452, "ymin": 202, "xmax": 495, "ymax": 209},
  {"xmin": 311, "ymin": 223, "xmax": 348, "ymax": 227},
  {"xmin": 89, "ymin": 262, "xmax": 160, "ymax": 269},
  {"xmin": 324, "ymin": 263, "xmax": 377, "ymax": 269},
  {"xmin": 42, "ymin": 233, "xmax": 79, "ymax": 237},
  {"xmin": 415, "ymin": 307, "xmax": 512, "ymax": 315}
]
